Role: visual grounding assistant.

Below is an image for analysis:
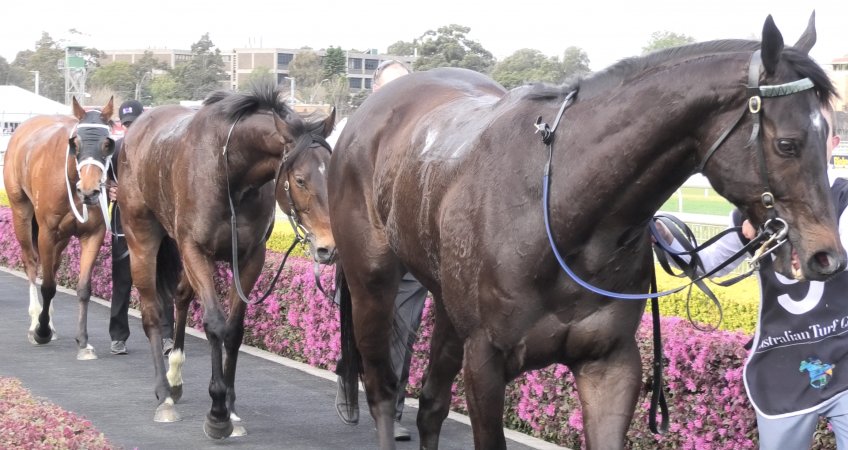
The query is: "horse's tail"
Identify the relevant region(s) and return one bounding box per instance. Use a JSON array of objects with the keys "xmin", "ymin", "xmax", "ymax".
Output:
[
  {"xmin": 30, "ymin": 217, "xmax": 39, "ymax": 259},
  {"xmin": 337, "ymin": 265, "xmax": 361, "ymax": 410},
  {"xmin": 156, "ymin": 236, "xmax": 182, "ymax": 309}
]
